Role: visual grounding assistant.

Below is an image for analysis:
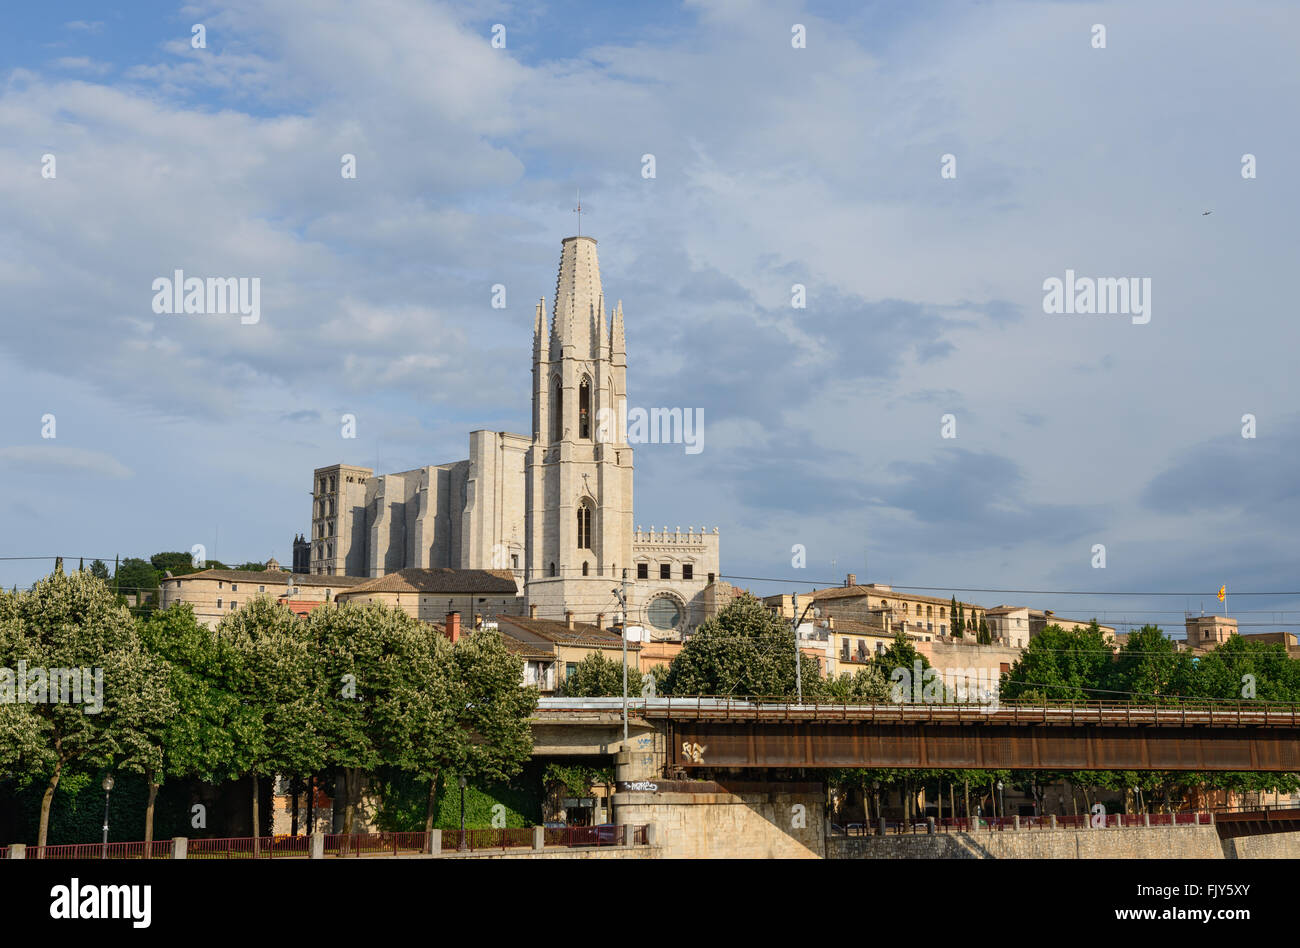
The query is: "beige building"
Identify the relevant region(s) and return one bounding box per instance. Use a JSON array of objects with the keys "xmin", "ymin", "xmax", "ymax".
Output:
[
  {"xmin": 1028, "ymin": 609, "xmax": 1117, "ymax": 641},
  {"xmin": 157, "ymin": 563, "xmax": 370, "ymax": 629},
  {"xmin": 308, "ymin": 235, "xmax": 720, "ymax": 637},
  {"xmin": 1184, "ymin": 614, "xmax": 1237, "ymax": 651},
  {"xmin": 770, "ymin": 576, "xmax": 986, "ymax": 640},
  {"xmin": 984, "ymin": 605, "xmax": 1031, "ymax": 648},
  {"xmin": 333, "ymin": 567, "xmax": 523, "ymax": 623}
]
